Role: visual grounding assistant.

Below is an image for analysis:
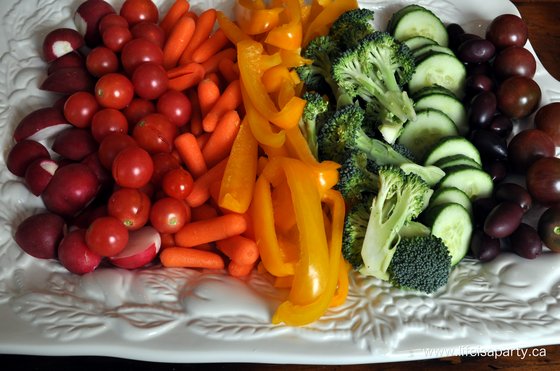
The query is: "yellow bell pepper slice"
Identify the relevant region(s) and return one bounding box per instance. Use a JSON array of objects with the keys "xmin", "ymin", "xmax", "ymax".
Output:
[
  {"xmin": 265, "ymin": 0, "xmax": 302, "ymax": 51},
  {"xmin": 235, "ymin": 0, "xmax": 283, "ymax": 35},
  {"xmin": 217, "ymin": 11, "xmax": 253, "ymax": 44},
  {"xmin": 303, "ymin": 0, "xmax": 358, "ymax": 46}
]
